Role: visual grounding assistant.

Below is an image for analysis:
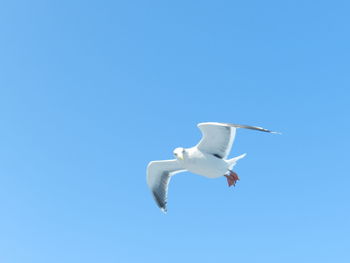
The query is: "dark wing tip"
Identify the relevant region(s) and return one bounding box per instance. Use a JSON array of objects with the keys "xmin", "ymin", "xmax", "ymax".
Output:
[
  {"xmin": 224, "ymin": 123, "xmax": 281, "ymax": 134},
  {"xmin": 152, "ymin": 191, "xmax": 168, "ymax": 213},
  {"xmin": 198, "ymin": 122, "xmax": 281, "ymax": 134}
]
